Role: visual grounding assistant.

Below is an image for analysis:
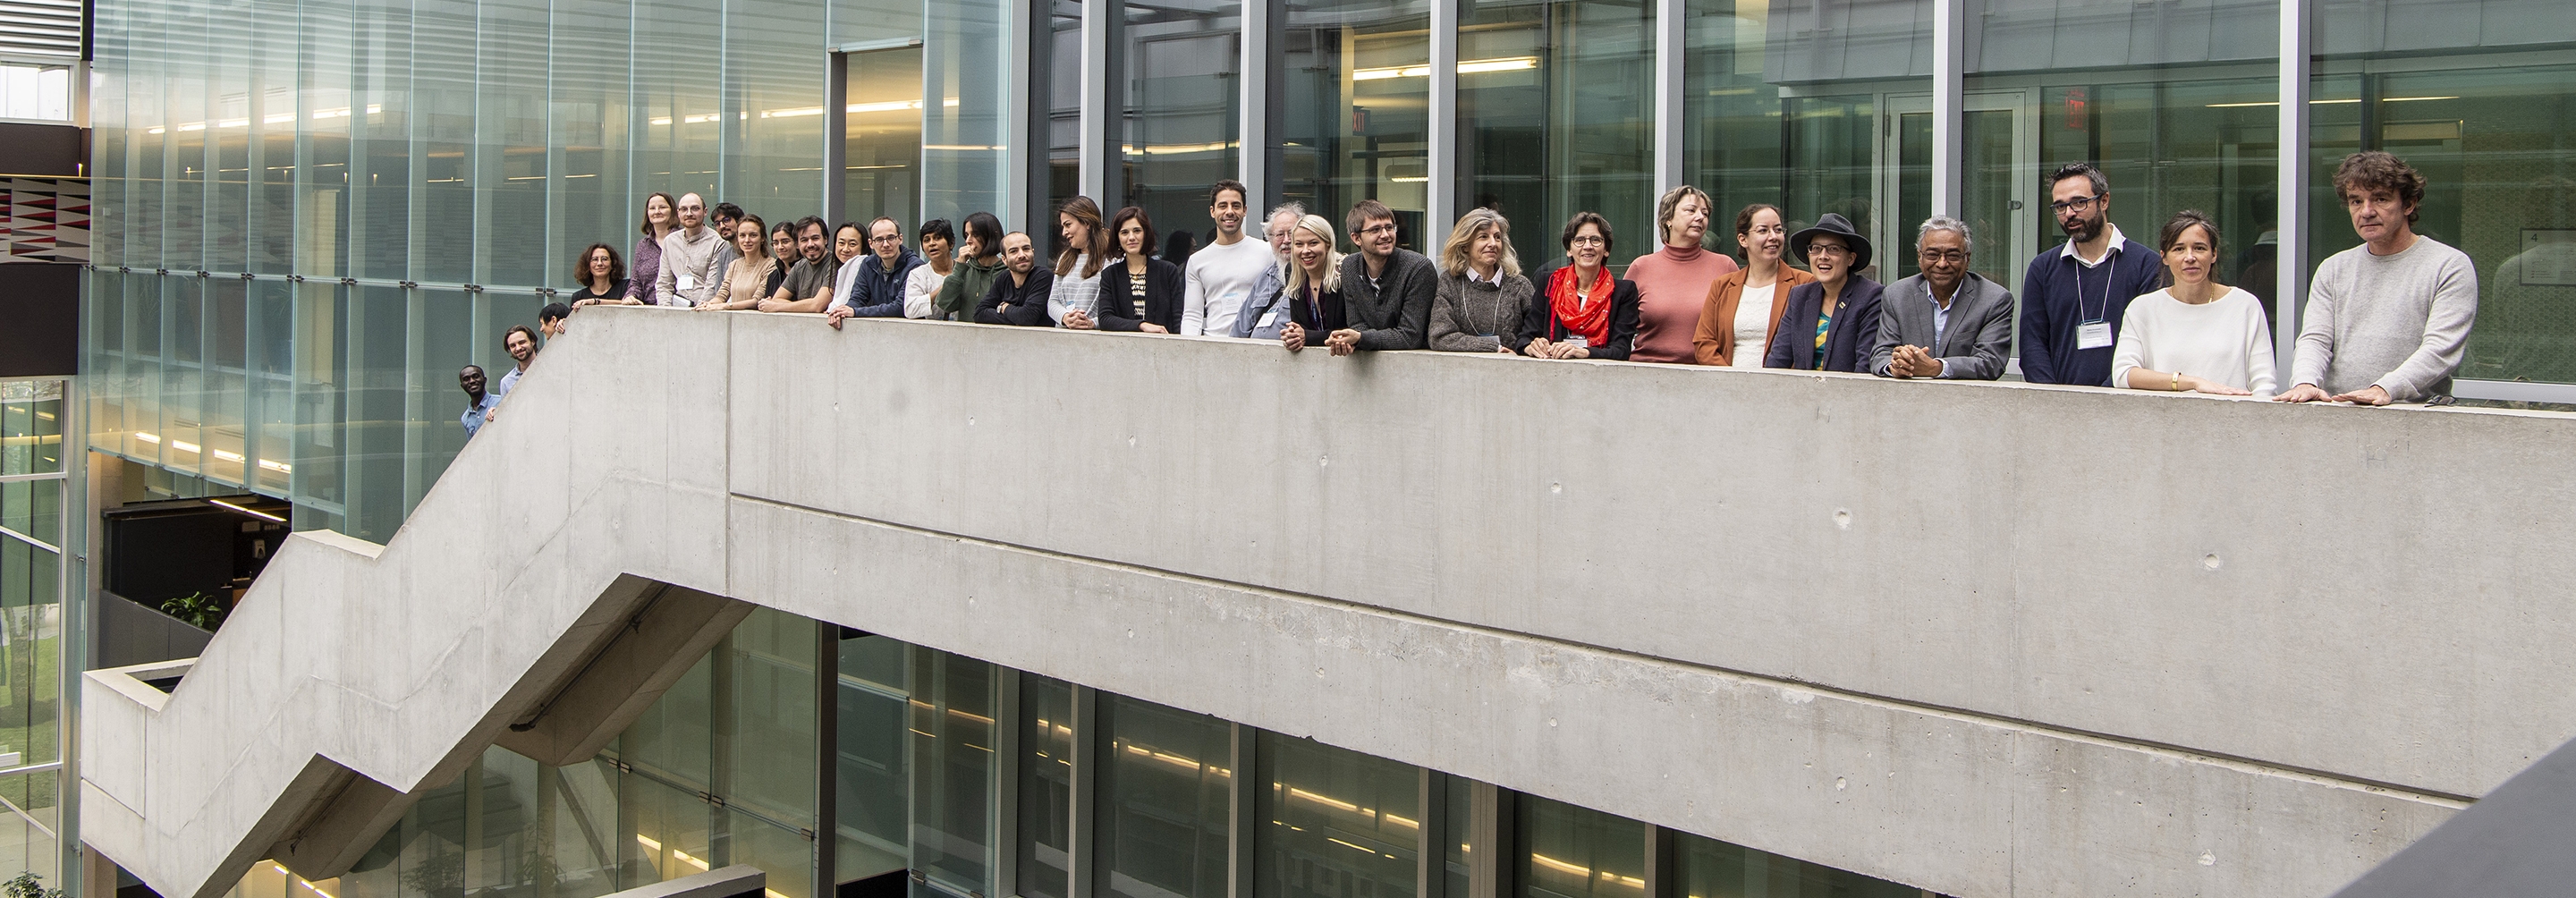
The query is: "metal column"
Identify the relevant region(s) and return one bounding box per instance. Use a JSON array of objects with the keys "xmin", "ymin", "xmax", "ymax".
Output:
[
  {"xmin": 1929, "ymin": 0, "xmax": 1966, "ymax": 218},
  {"xmin": 2276, "ymin": 0, "xmax": 2311, "ymax": 372}
]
